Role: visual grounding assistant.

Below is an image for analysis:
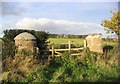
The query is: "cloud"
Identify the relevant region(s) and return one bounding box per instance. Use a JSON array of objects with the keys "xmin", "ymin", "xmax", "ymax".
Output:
[
  {"xmin": 15, "ymin": 17, "xmax": 106, "ymax": 35},
  {"xmin": 1, "ymin": 2, "xmax": 27, "ymax": 16}
]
